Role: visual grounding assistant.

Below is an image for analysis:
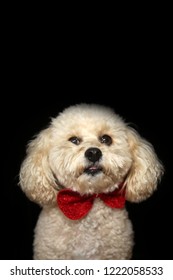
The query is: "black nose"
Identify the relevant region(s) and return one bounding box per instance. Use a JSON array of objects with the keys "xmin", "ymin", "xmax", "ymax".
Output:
[{"xmin": 85, "ymin": 147, "xmax": 102, "ymax": 163}]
